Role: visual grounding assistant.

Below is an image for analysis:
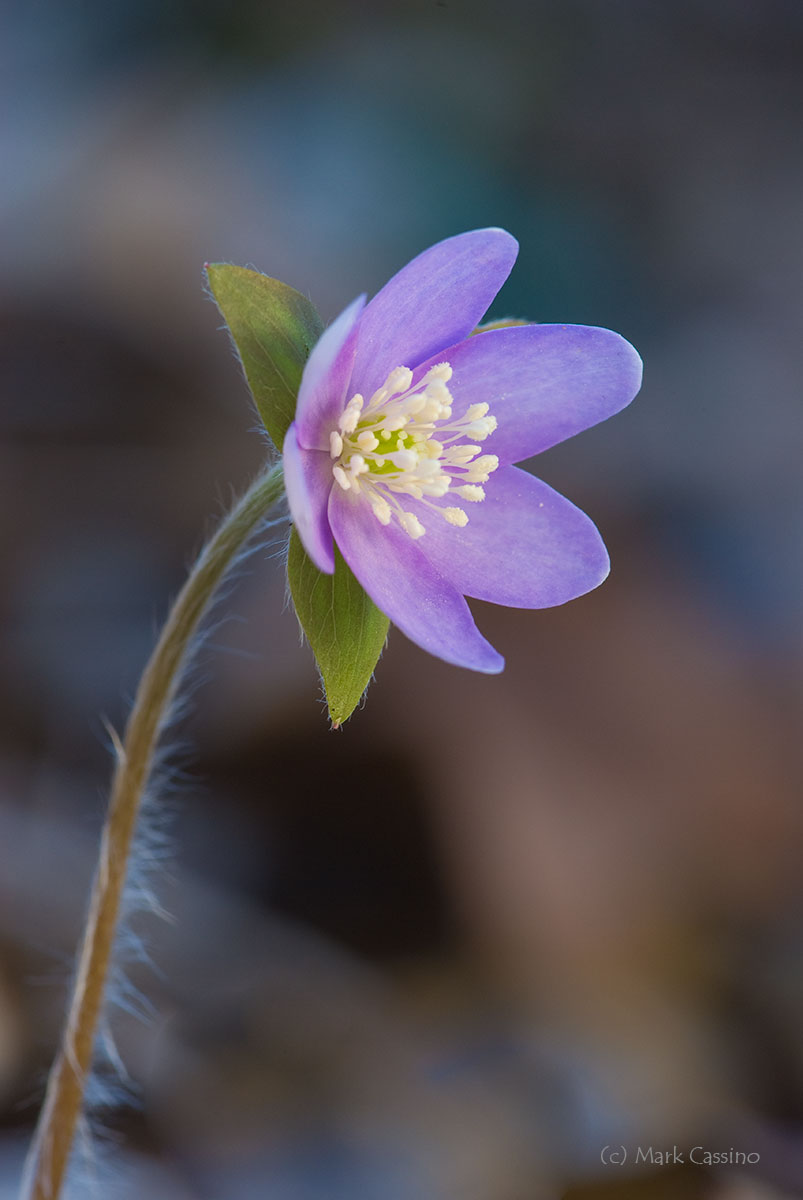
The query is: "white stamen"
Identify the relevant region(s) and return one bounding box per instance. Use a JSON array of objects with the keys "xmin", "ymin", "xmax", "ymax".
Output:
[
  {"xmin": 447, "ymin": 444, "xmax": 481, "ymax": 464},
  {"xmin": 385, "ymin": 366, "xmax": 413, "ymax": 394},
  {"xmin": 425, "ymin": 378, "xmax": 450, "ymax": 401},
  {"xmin": 424, "ymin": 363, "xmax": 452, "ymax": 383},
  {"xmin": 463, "ymin": 454, "xmax": 499, "ymax": 483},
  {"xmin": 370, "ymin": 497, "xmax": 392, "ymax": 524},
  {"xmin": 399, "ymin": 512, "xmax": 425, "ymax": 538},
  {"xmin": 329, "ymin": 362, "xmax": 498, "ymax": 539},
  {"xmin": 339, "ymin": 394, "xmax": 364, "ymax": 434},
  {"xmin": 463, "ymin": 416, "xmax": 497, "ymax": 440},
  {"xmin": 464, "ymin": 403, "xmax": 489, "ymax": 420},
  {"xmin": 389, "ymin": 449, "xmax": 417, "ymax": 470},
  {"xmin": 380, "ymin": 416, "xmax": 407, "ymax": 434},
  {"xmin": 347, "ymin": 454, "xmax": 368, "ymax": 477},
  {"xmin": 405, "ymin": 395, "xmax": 427, "ymax": 416}
]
